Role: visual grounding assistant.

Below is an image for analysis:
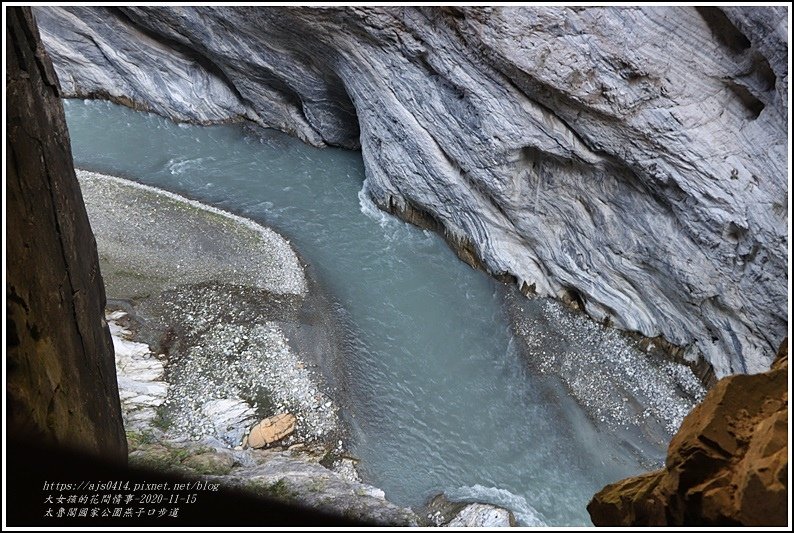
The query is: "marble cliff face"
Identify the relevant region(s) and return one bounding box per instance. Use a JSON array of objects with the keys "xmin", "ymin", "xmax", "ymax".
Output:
[{"xmin": 34, "ymin": 6, "xmax": 789, "ymax": 378}]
